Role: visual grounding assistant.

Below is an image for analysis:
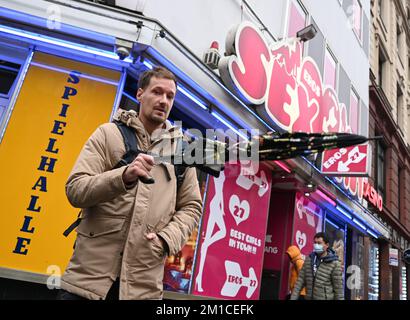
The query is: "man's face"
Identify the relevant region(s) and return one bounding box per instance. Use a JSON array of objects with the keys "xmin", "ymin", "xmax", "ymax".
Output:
[
  {"xmin": 313, "ymin": 237, "xmax": 329, "ymax": 252},
  {"xmin": 136, "ymin": 76, "xmax": 176, "ymax": 125}
]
